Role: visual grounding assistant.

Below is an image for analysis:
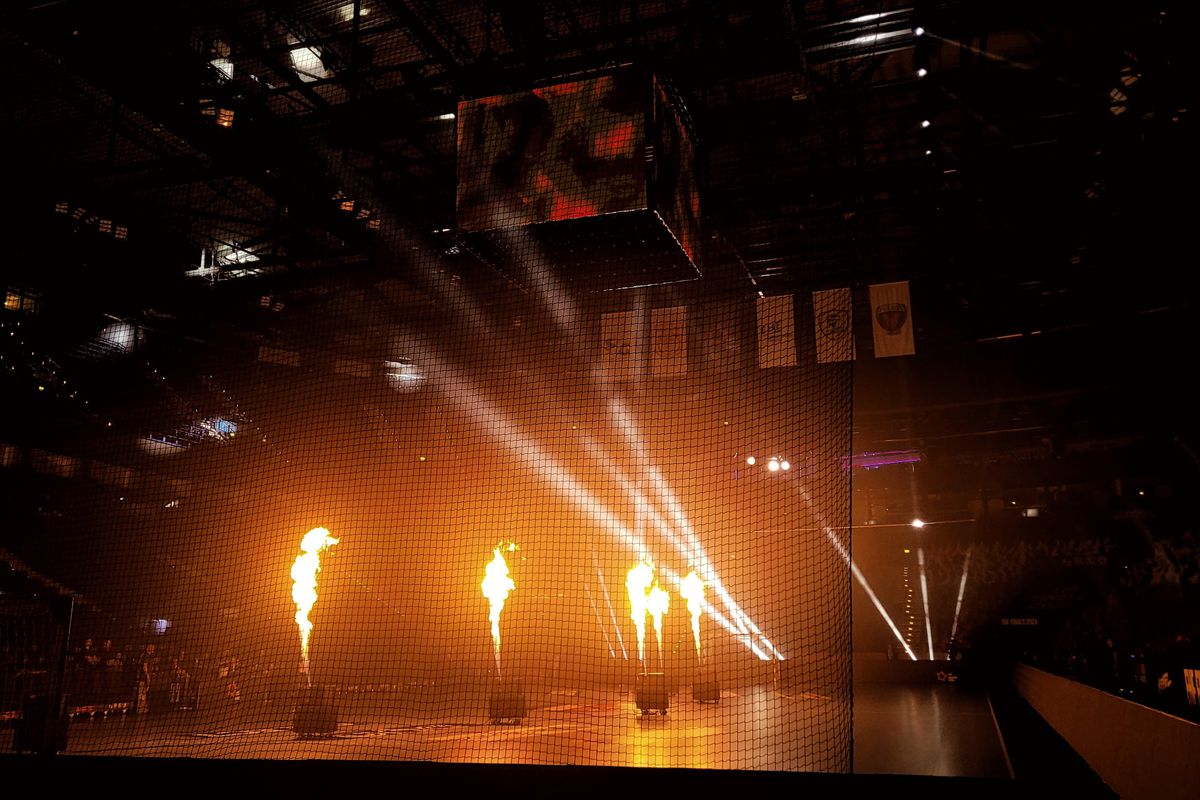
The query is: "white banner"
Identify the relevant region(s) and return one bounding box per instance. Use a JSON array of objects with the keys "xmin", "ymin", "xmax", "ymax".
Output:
[
  {"xmin": 650, "ymin": 306, "xmax": 687, "ymax": 376},
  {"xmin": 813, "ymin": 288, "xmax": 855, "ymax": 363},
  {"xmin": 600, "ymin": 310, "xmax": 640, "ymax": 381},
  {"xmin": 869, "ymin": 281, "xmax": 915, "ymax": 357},
  {"xmin": 699, "ymin": 310, "xmax": 740, "ymax": 371},
  {"xmin": 757, "ymin": 294, "xmax": 796, "ymax": 368}
]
